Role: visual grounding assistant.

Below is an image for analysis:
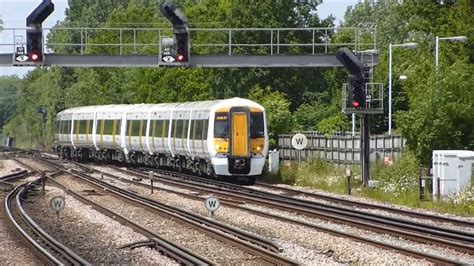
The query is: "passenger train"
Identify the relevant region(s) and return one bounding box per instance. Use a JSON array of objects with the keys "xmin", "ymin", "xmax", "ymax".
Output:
[{"xmin": 53, "ymin": 98, "xmax": 268, "ymax": 184}]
